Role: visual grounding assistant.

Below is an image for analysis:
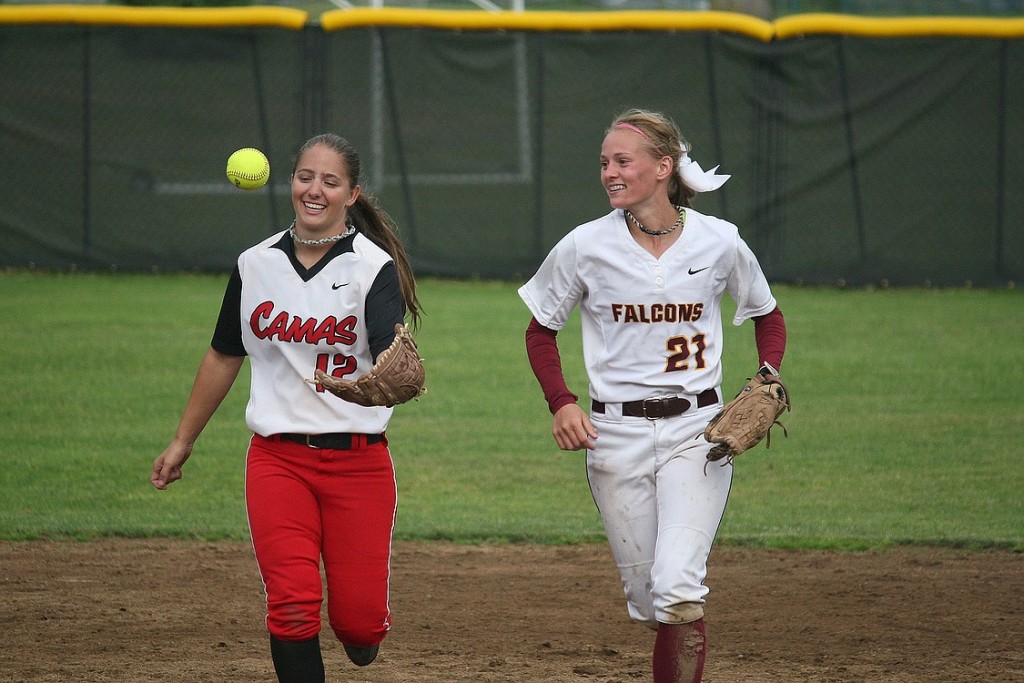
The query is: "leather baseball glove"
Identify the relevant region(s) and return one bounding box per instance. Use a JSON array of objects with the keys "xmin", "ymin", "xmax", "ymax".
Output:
[
  {"xmin": 704, "ymin": 364, "xmax": 790, "ymax": 465},
  {"xmin": 308, "ymin": 323, "xmax": 425, "ymax": 407}
]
